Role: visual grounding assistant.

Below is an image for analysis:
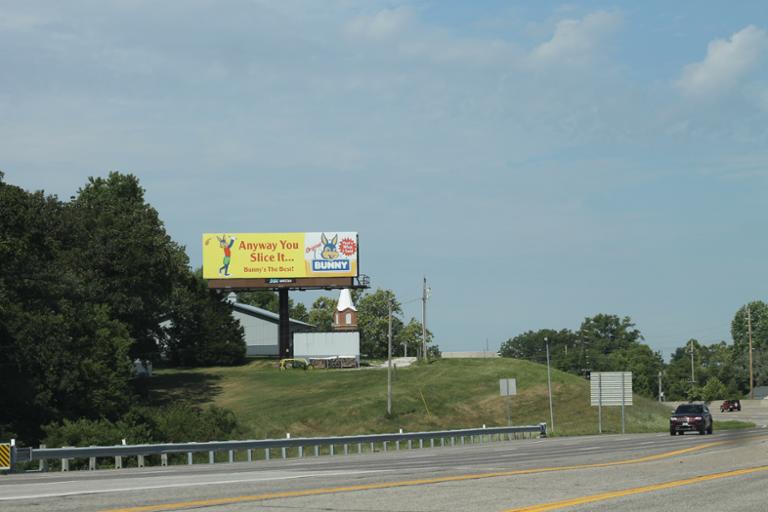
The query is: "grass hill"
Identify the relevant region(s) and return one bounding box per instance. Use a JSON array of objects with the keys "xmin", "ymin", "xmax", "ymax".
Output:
[{"xmin": 145, "ymin": 358, "xmax": 740, "ymax": 438}]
